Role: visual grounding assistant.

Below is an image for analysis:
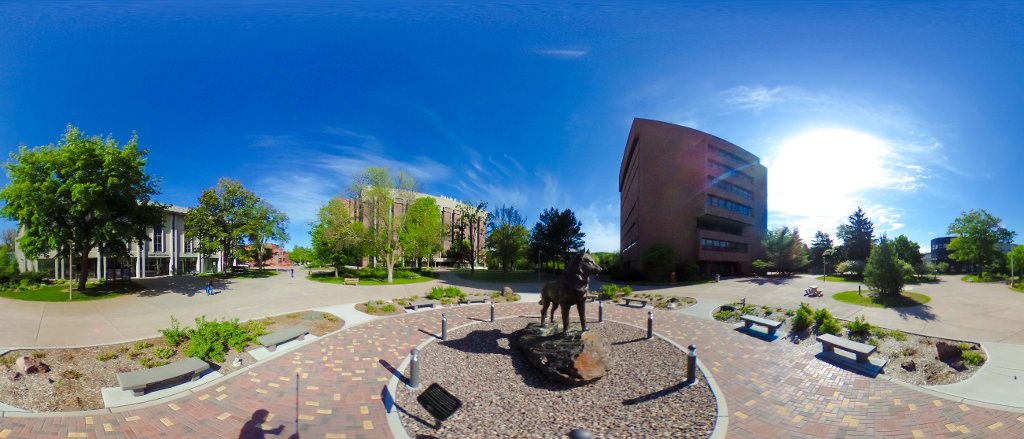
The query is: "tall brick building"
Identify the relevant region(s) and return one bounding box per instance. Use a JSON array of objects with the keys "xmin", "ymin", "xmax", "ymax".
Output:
[{"xmin": 619, "ymin": 119, "xmax": 767, "ymax": 277}]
